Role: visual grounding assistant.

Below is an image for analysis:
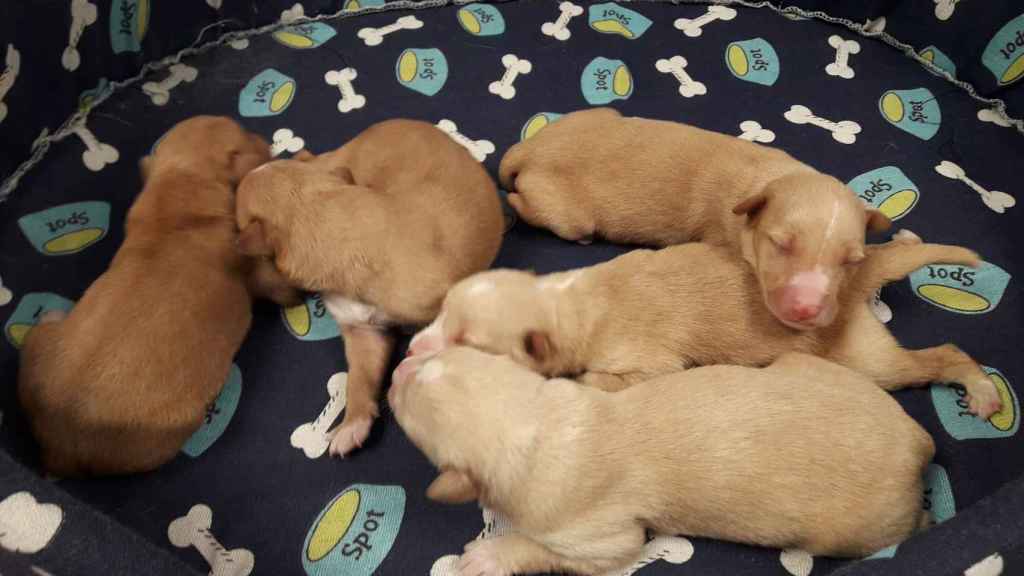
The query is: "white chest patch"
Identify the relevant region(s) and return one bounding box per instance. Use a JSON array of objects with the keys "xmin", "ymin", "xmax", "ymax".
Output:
[{"xmin": 322, "ymin": 293, "xmax": 391, "ymax": 327}]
